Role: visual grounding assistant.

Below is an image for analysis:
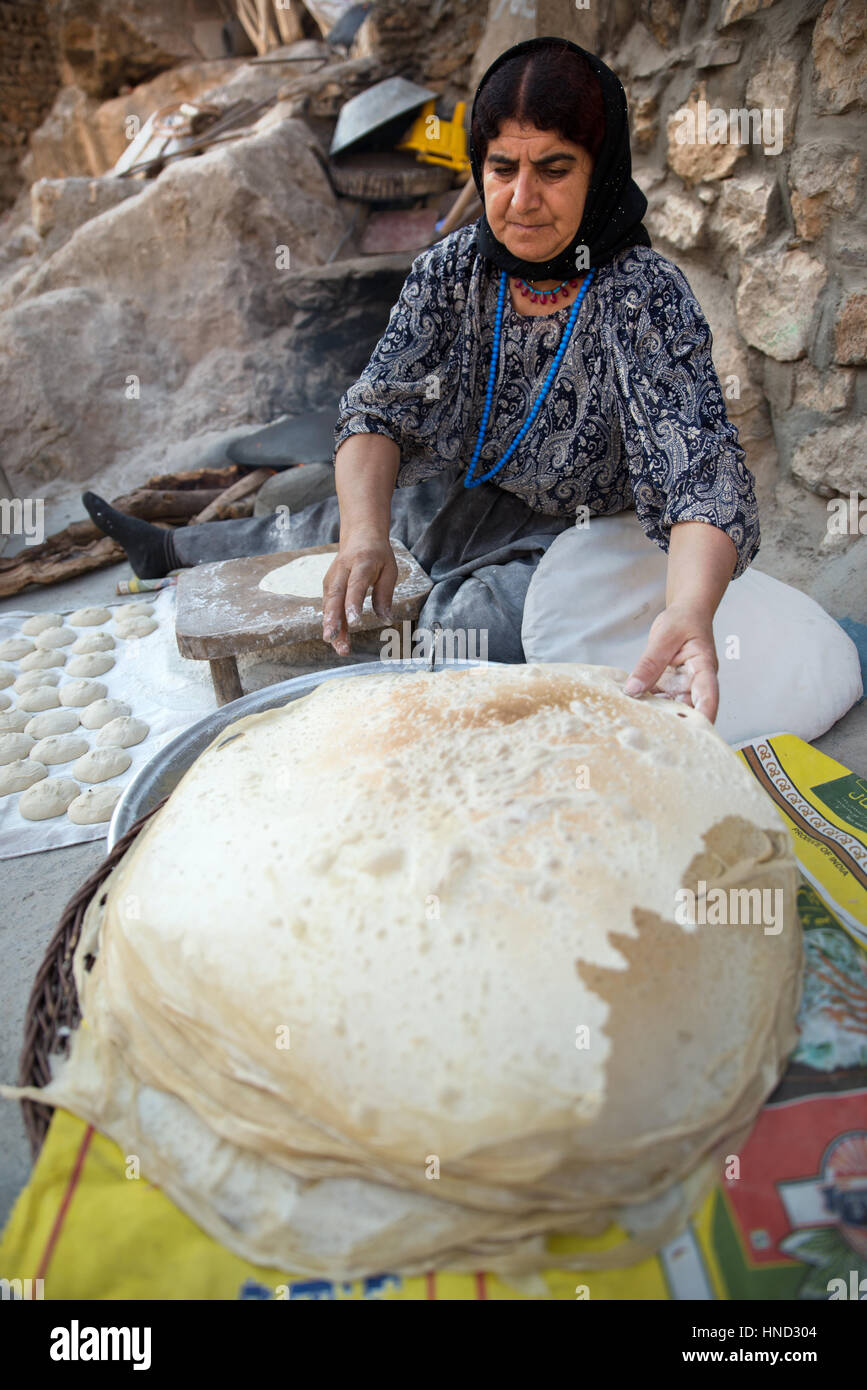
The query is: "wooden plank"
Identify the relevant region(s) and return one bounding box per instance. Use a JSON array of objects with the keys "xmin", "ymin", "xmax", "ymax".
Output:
[{"xmin": 174, "ymin": 540, "xmax": 432, "ymax": 660}]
